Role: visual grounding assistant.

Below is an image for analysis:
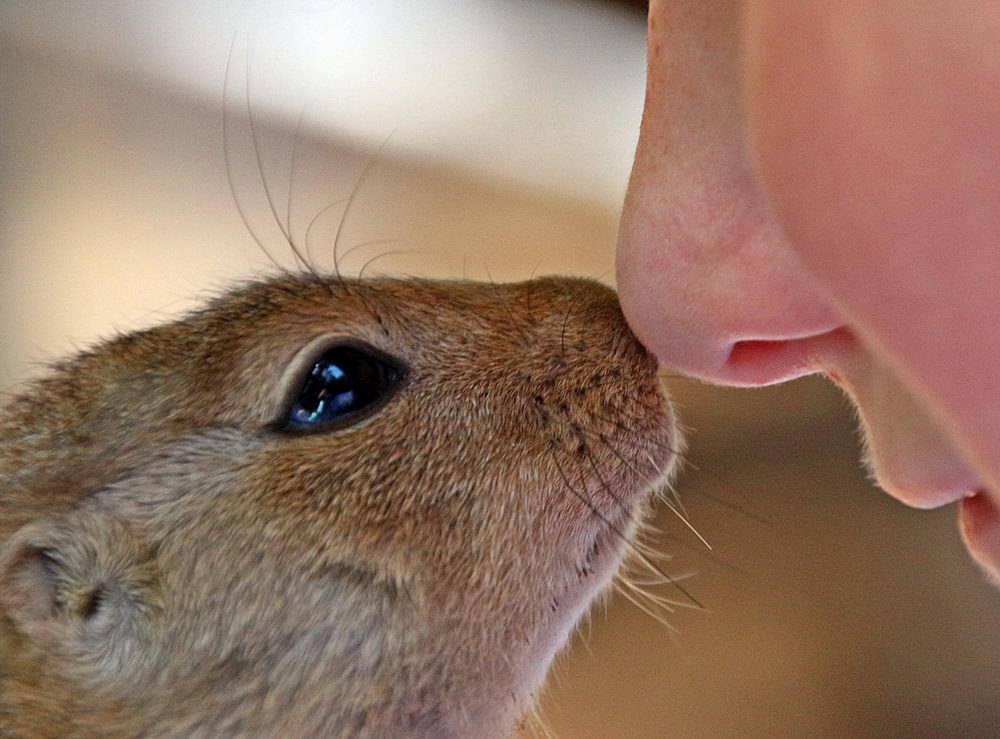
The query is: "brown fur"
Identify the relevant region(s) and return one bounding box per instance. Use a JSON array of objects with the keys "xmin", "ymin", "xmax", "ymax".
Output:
[{"xmin": 0, "ymin": 274, "xmax": 677, "ymax": 737}]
